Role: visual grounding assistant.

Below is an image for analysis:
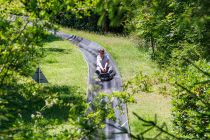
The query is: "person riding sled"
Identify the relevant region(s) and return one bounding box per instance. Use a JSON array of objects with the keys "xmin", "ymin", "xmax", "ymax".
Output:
[{"xmin": 95, "ymin": 49, "xmax": 114, "ymax": 79}]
